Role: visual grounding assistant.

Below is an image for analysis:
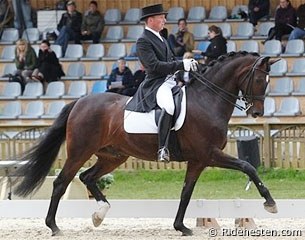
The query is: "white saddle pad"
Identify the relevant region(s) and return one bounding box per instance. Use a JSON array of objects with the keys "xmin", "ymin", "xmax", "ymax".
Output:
[{"xmin": 124, "ymin": 87, "xmax": 186, "ymax": 134}]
